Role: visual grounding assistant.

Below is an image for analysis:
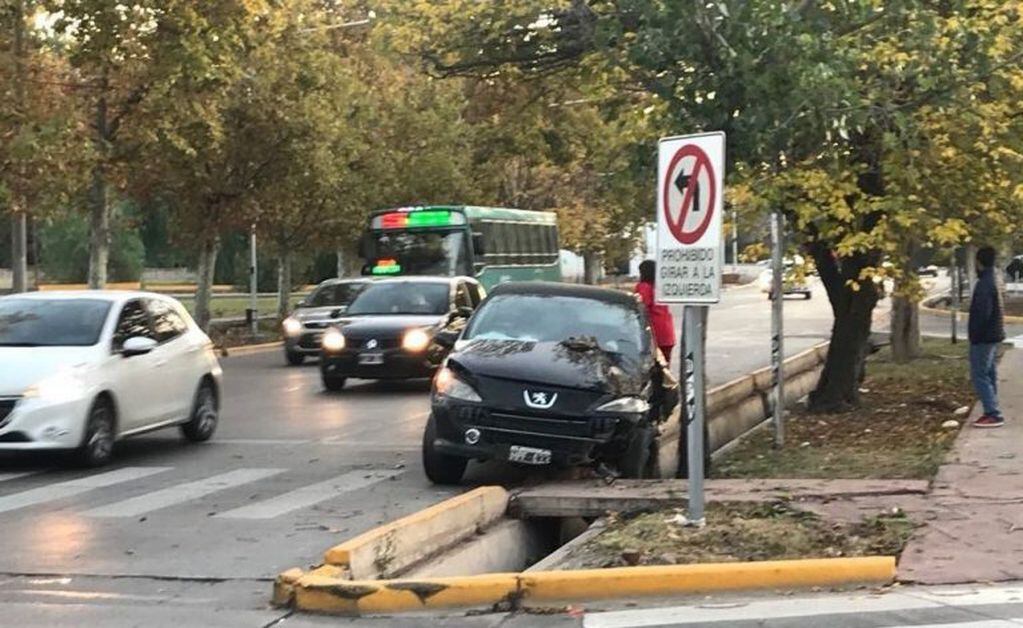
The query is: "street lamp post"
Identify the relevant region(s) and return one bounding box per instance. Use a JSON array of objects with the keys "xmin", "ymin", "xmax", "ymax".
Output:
[{"xmin": 249, "ymin": 225, "xmax": 258, "ymax": 337}]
